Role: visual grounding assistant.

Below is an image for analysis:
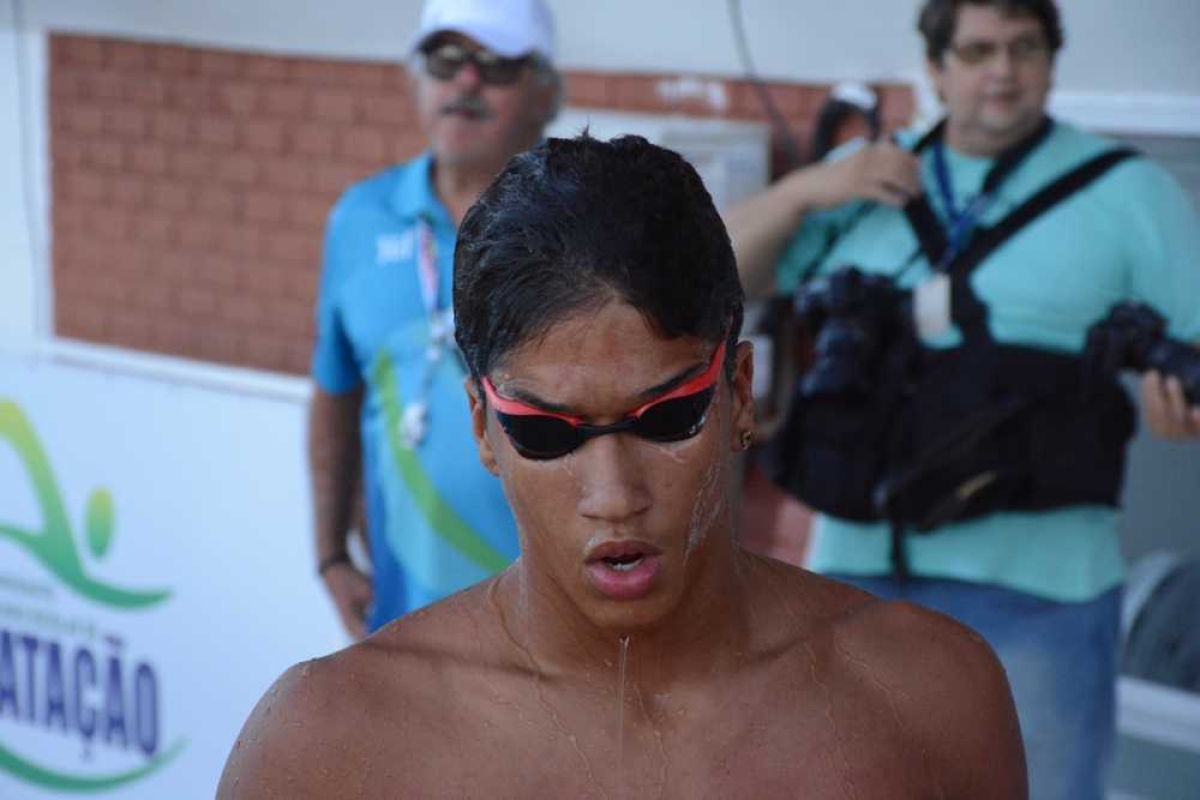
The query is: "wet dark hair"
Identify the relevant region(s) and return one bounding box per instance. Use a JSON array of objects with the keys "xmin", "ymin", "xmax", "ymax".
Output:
[
  {"xmin": 453, "ymin": 133, "xmax": 743, "ymax": 383},
  {"xmin": 918, "ymin": 0, "xmax": 1064, "ymax": 64}
]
